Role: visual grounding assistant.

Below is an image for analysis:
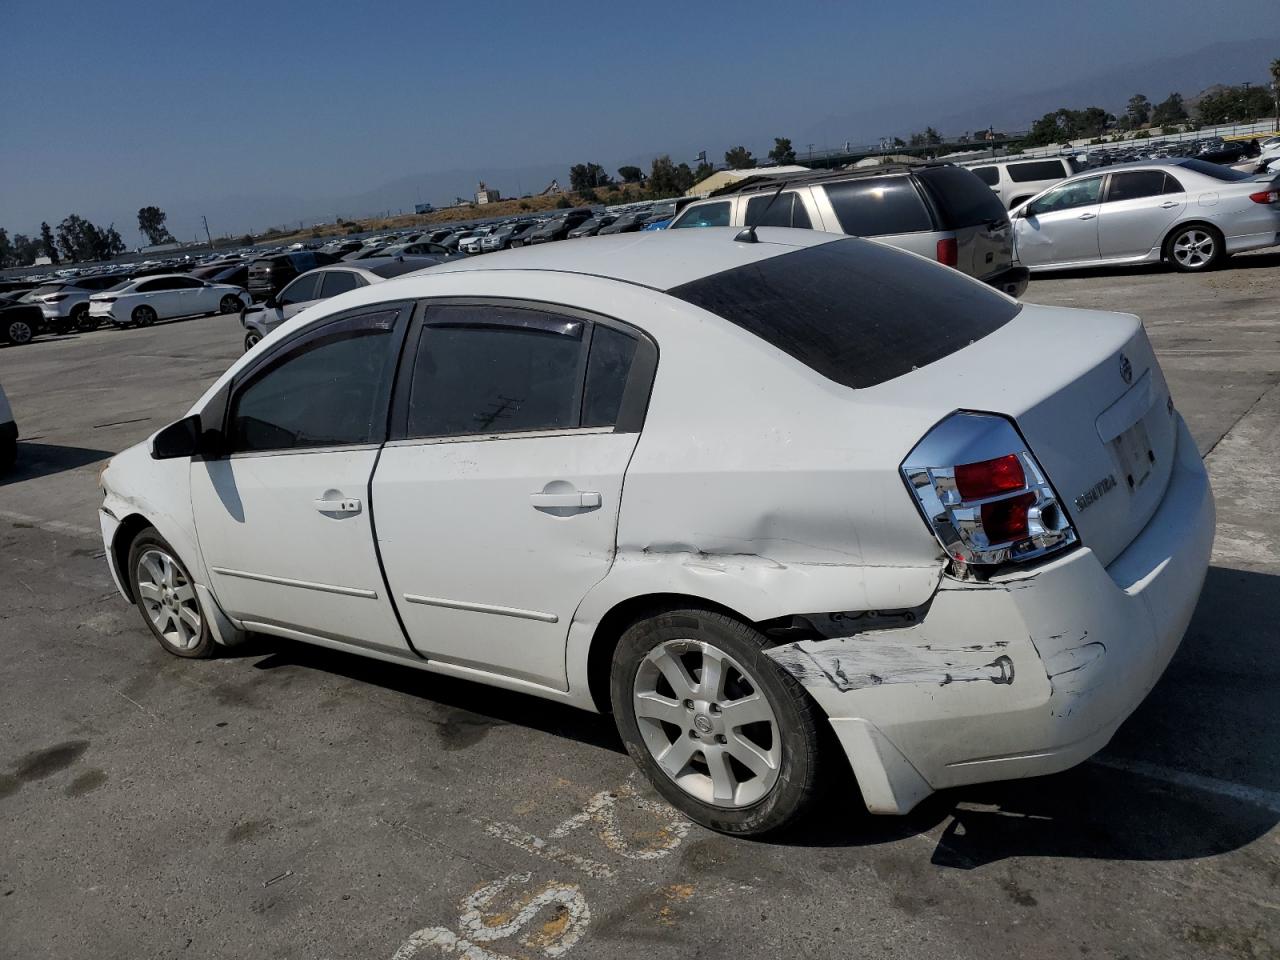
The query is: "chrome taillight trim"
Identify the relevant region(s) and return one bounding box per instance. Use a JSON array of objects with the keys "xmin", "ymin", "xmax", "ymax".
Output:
[{"xmin": 901, "ymin": 412, "xmax": 1078, "ymax": 567}]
